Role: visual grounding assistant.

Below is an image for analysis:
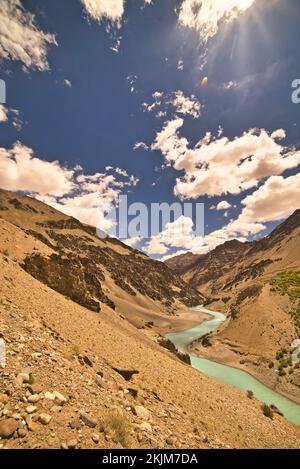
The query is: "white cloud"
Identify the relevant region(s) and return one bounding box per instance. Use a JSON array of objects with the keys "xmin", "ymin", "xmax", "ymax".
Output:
[
  {"xmin": 64, "ymin": 79, "xmax": 72, "ymax": 87},
  {"xmin": 126, "ymin": 75, "xmax": 138, "ymax": 93},
  {"xmin": 0, "ymin": 143, "xmax": 74, "ymax": 196},
  {"xmin": 151, "ymin": 121, "xmax": 300, "ymax": 199},
  {"xmin": 0, "ymin": 104, "xmax": 8, "ymax": 122},
  {"xmin": 133, "ymin": 142, "xmax": 149, "ymax": 151},
  {"xmin": 177, "ymin": 59, "xmax": 184, "ymax": 71},
  {"xmin": 179, "ymin": 0, "xmax": 255, "ymax": 43},
  {"xmin": 0, "ymin": 105, "xmax": 22, "ymax": 130},
  {"xmin": 169, "ymin": 91, "xmax": 201, "ymax": 119},
  {"xmin": 148, "ymin": 174, "xmax": 300, "ymax": 260},
  {"xmin": 144, "ymin": 215, "xmax": 204, "ymax": 255},
  {"xmin": 143, "ymin": 90, "xmax": 201, "ymax": 119},
  {"xmin": 216, "ymin": 200, "xmax": 231, "ymax": 210},
  {"xmin": 144, "ymin": 214, "xmax": 248, "ymax": 257},
  {"xmin": 0, "ymin": 0, "xmax": 57, "ymax": 71},
  {"xmin": 110, "ymin": 37, "xmax": 121, "ymax": 53},
  {"xmin": 80, "ymin": 0, "xmax": 124, "ymax": 26},
  {"xmin": 123, "ymin": 236, "xmax": 141, "ymax": 247},
  {"xmin": 0, "ymin": 142, "xmax": 138, "ymax": 230},
  {"xmin": 235, "ymin": 174, "xmax": 300, "ymax": 229}
]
